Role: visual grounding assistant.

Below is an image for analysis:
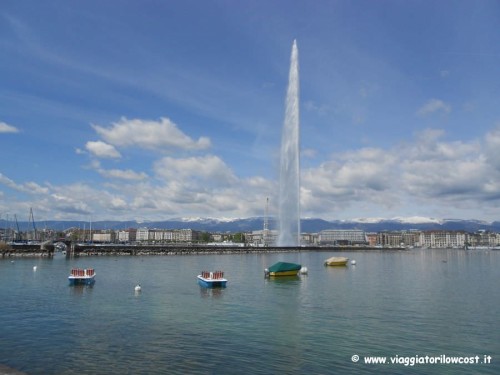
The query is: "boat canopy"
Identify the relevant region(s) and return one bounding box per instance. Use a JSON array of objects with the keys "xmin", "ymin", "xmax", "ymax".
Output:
[{"xmin": 268, "ymin": 262, "xmax": 301, "ymax": 273}]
